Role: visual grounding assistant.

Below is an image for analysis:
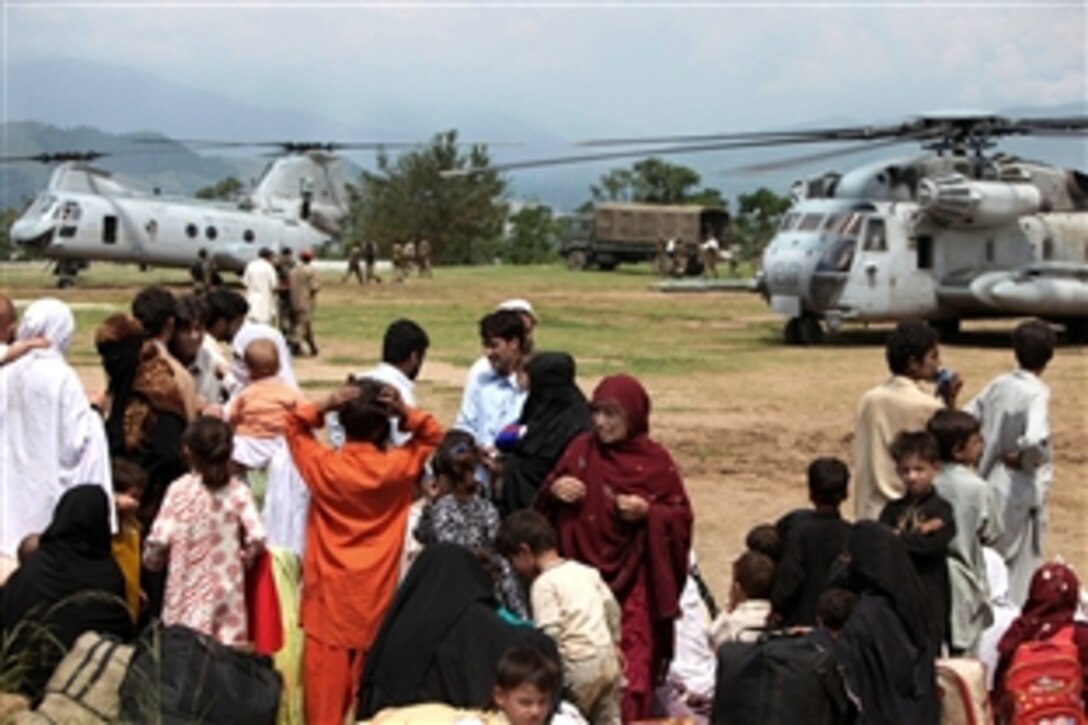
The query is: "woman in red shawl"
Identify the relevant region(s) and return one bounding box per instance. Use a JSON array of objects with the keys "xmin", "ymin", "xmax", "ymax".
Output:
[
  {"xmin": 994, "ymin": 561, "xmax": 1088, "ymax": 716},
  {"xmin": 536, "ymin": 374, "xmax": 692, "ymax": 721}
]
